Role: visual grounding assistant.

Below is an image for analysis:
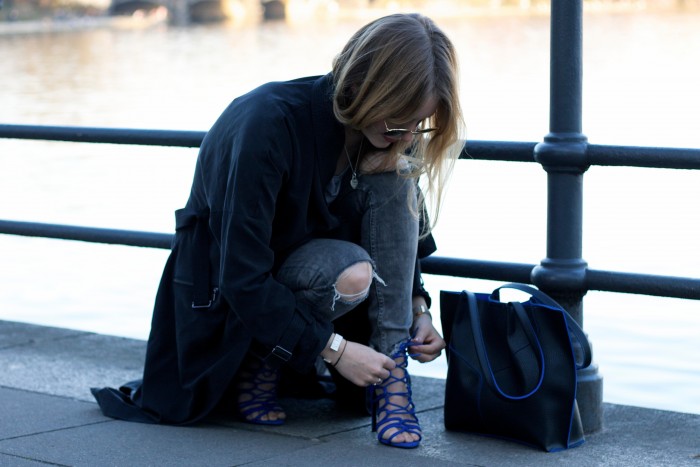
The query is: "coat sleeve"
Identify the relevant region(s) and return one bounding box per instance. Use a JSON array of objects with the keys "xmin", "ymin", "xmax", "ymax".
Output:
[{"xmin": 211, "ymin": 114, "xmax": 332, "ymax": 373}]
